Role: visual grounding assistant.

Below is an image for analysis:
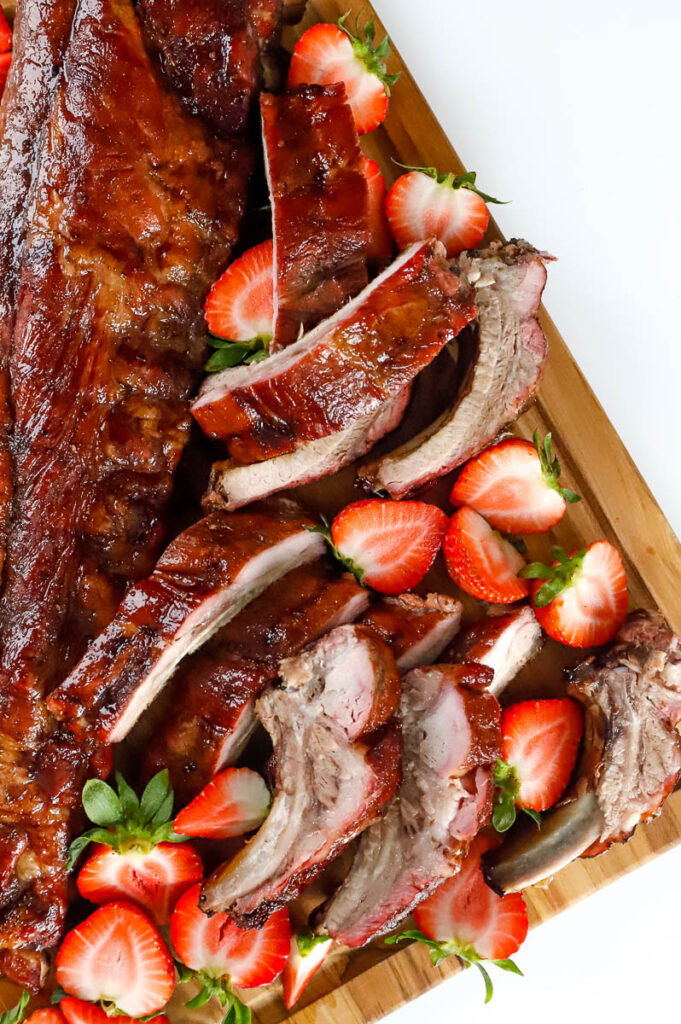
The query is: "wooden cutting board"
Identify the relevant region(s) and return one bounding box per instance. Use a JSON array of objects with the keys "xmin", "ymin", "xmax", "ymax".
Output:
[
  {"xmin": 2, "ymin": 1, "xmax": 680, "ymax": 1021},
  {"xmin": 244, "ymin": 1, "xmax": 681, "ymax": 1021}
]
